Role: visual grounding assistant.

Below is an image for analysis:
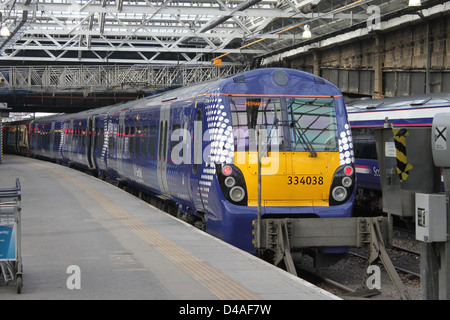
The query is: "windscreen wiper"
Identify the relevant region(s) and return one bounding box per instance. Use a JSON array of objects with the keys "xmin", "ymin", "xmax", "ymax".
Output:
[{"xmin": 289, "ymin": 100, "xmax": 318, "ymax": 158}]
